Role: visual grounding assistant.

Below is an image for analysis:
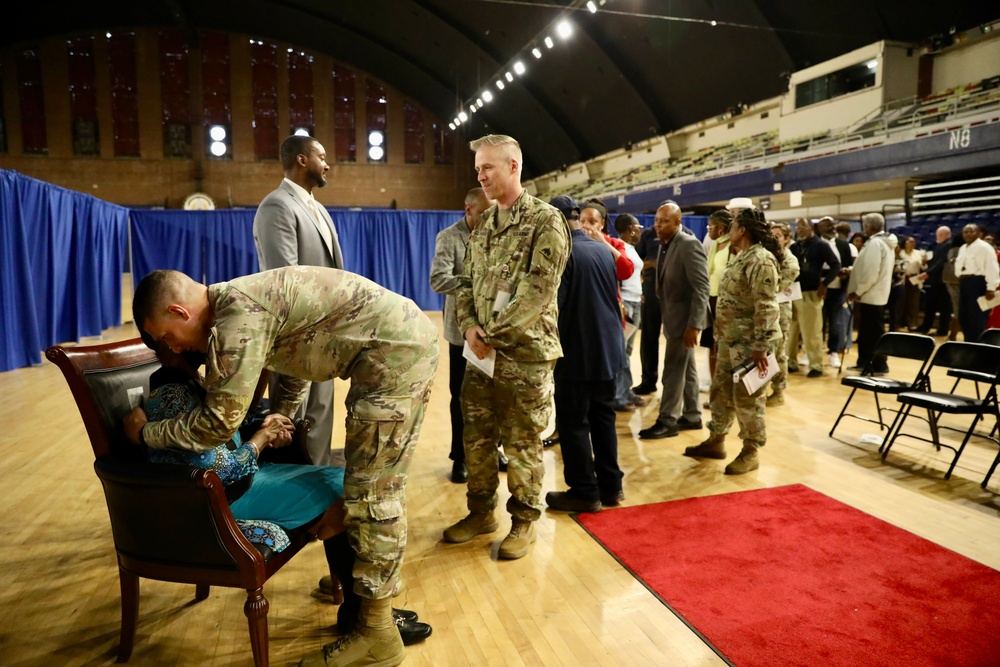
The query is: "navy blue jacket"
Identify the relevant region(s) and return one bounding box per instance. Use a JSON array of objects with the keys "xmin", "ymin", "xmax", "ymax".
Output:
[{"xmin": 555, "ymin": 230, "xmax": 626, "ymax": 383}]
